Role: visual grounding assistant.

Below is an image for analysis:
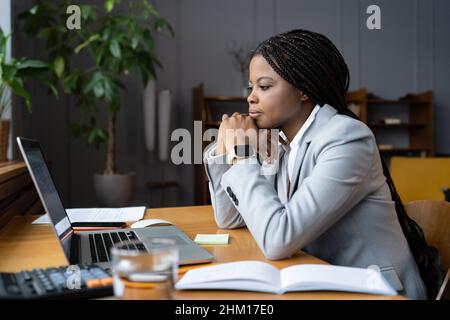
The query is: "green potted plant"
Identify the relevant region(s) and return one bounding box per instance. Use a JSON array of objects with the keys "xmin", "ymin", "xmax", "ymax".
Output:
[
  {"xmin": 20, "ymin": 0, "xmax": 174, "ymax": 206},
  {"xmin": 0, "ymin": 27, "xmax": 52, "ymax": 162}
]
